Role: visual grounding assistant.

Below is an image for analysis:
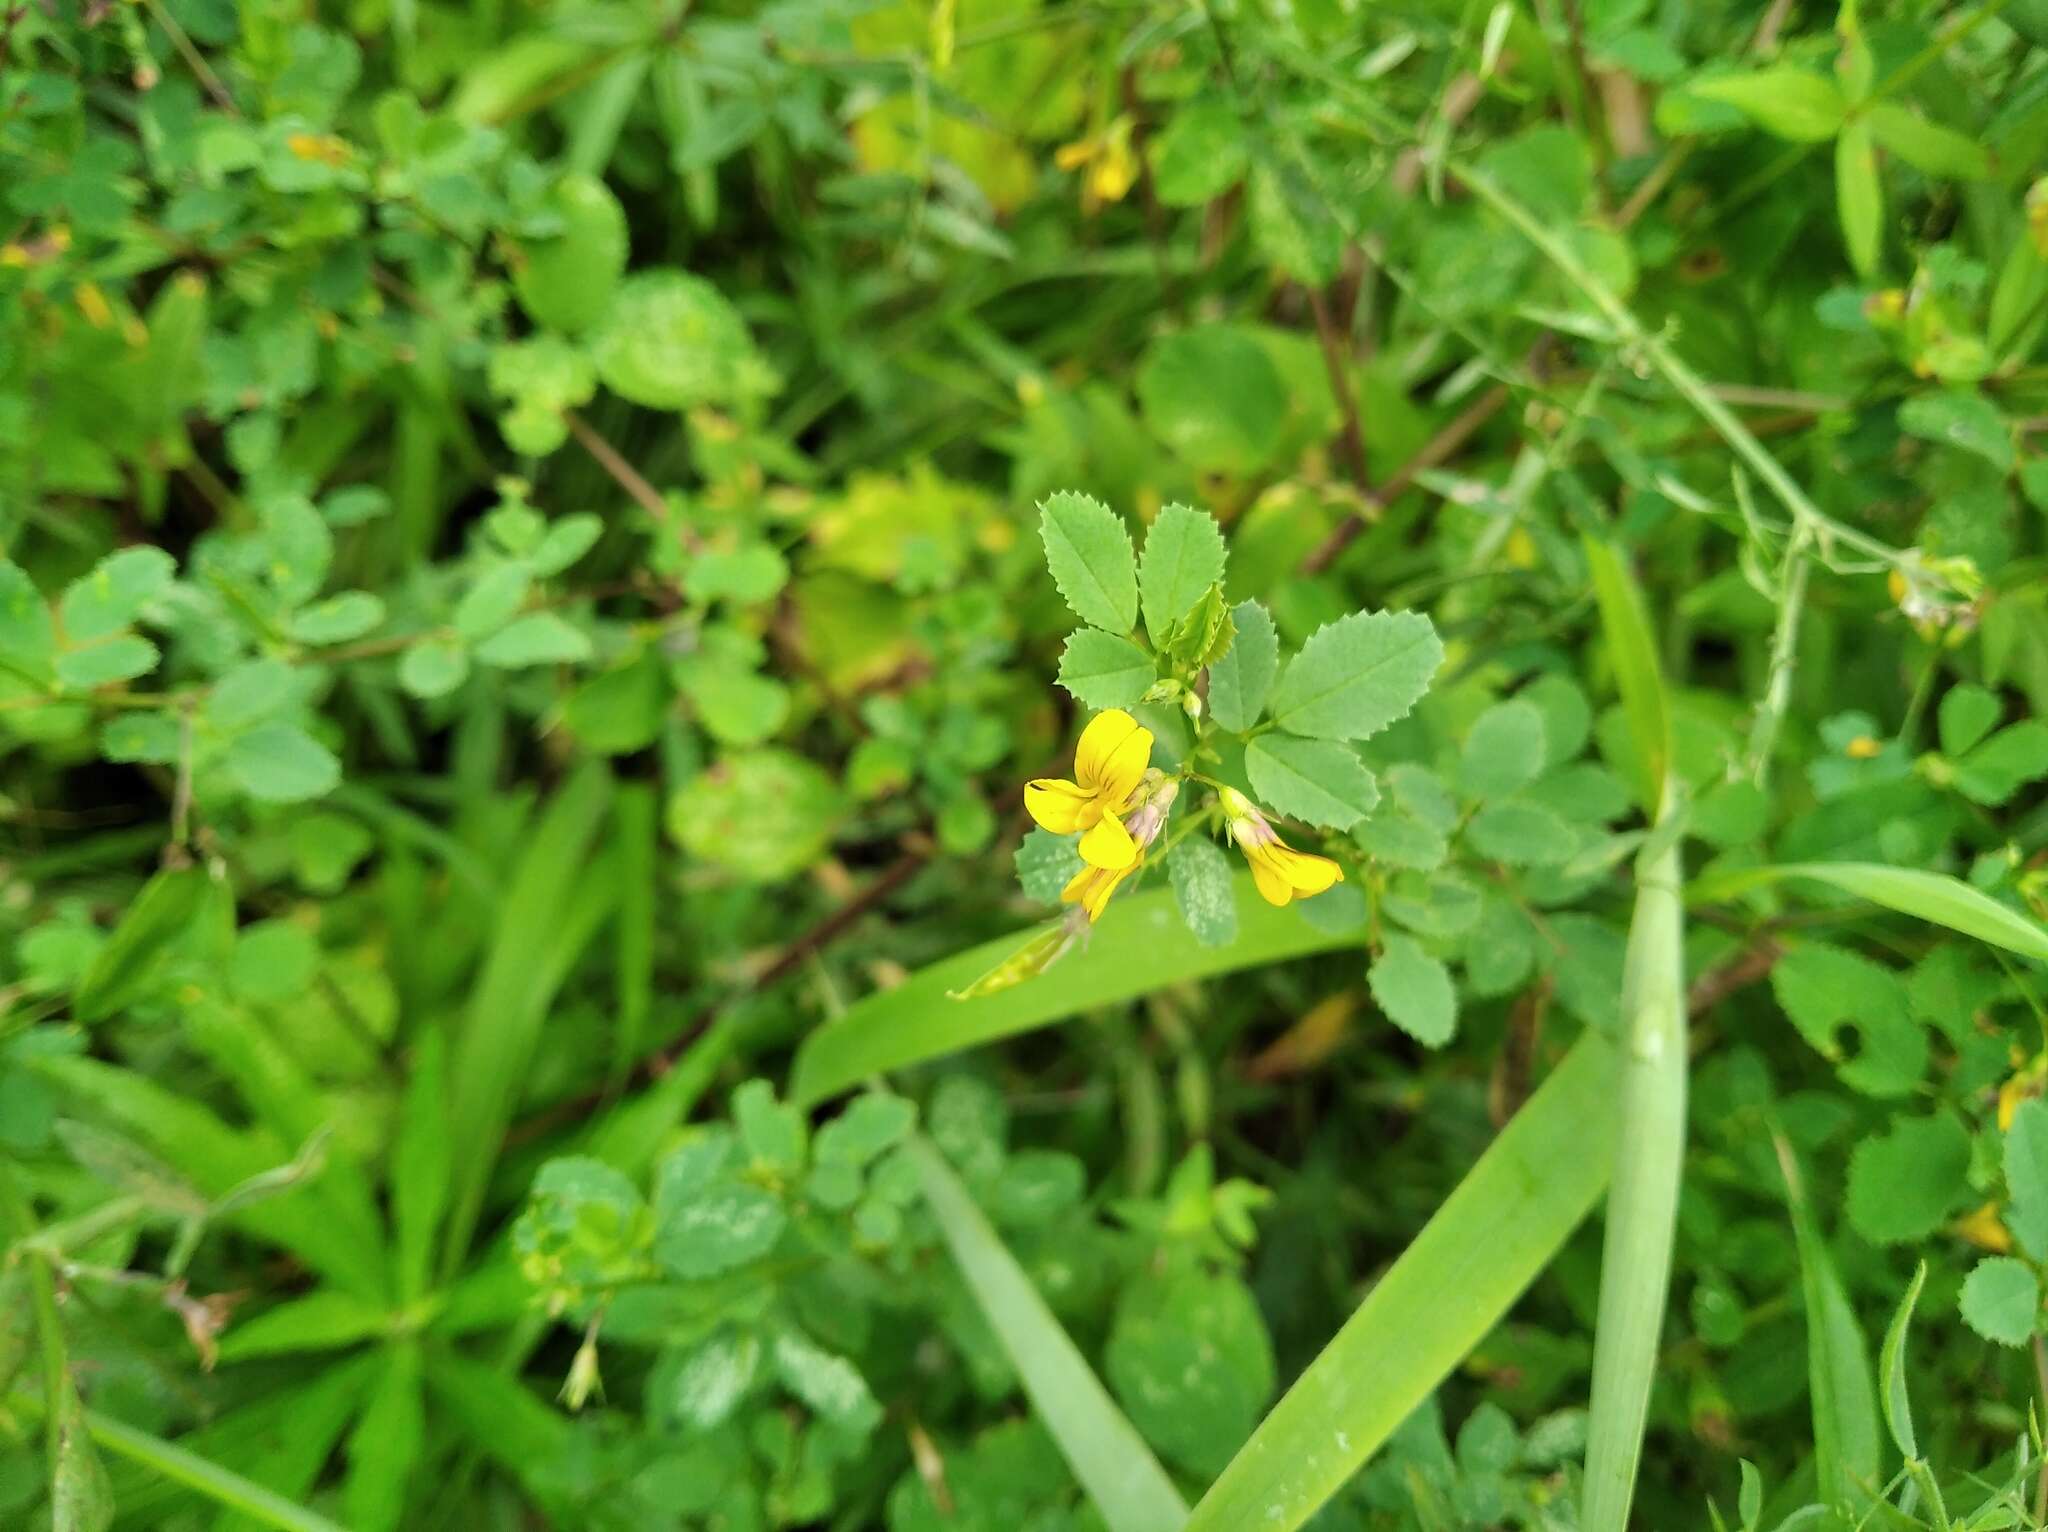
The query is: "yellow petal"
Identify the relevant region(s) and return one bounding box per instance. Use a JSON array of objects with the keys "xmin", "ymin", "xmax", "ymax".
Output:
[
  {"xmin": 1273, "ymin": 844, "xmax": 1343, "ymax": 896},
  {"xmin": 1061, "ymin": 859, "xmax": 1137, "ymax": 920},
  {"xmin": 1079, "ymin": 810, "xmax": 1137, "ymax": 870},
  {"xmin": 1024, "ymin": 777, "xmax": 1098, "ymax": 835},
  {"xmin": 1246, "ymin": 846, "xmax": 1295, "ymax": 907},
  {"xmin": 1074, "ymin": 710, "xmax": 1152, "ymax": 807},
  {"xmin": 1074, "ymin": 710, "xmax": 1142, "ymax": 793}
]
